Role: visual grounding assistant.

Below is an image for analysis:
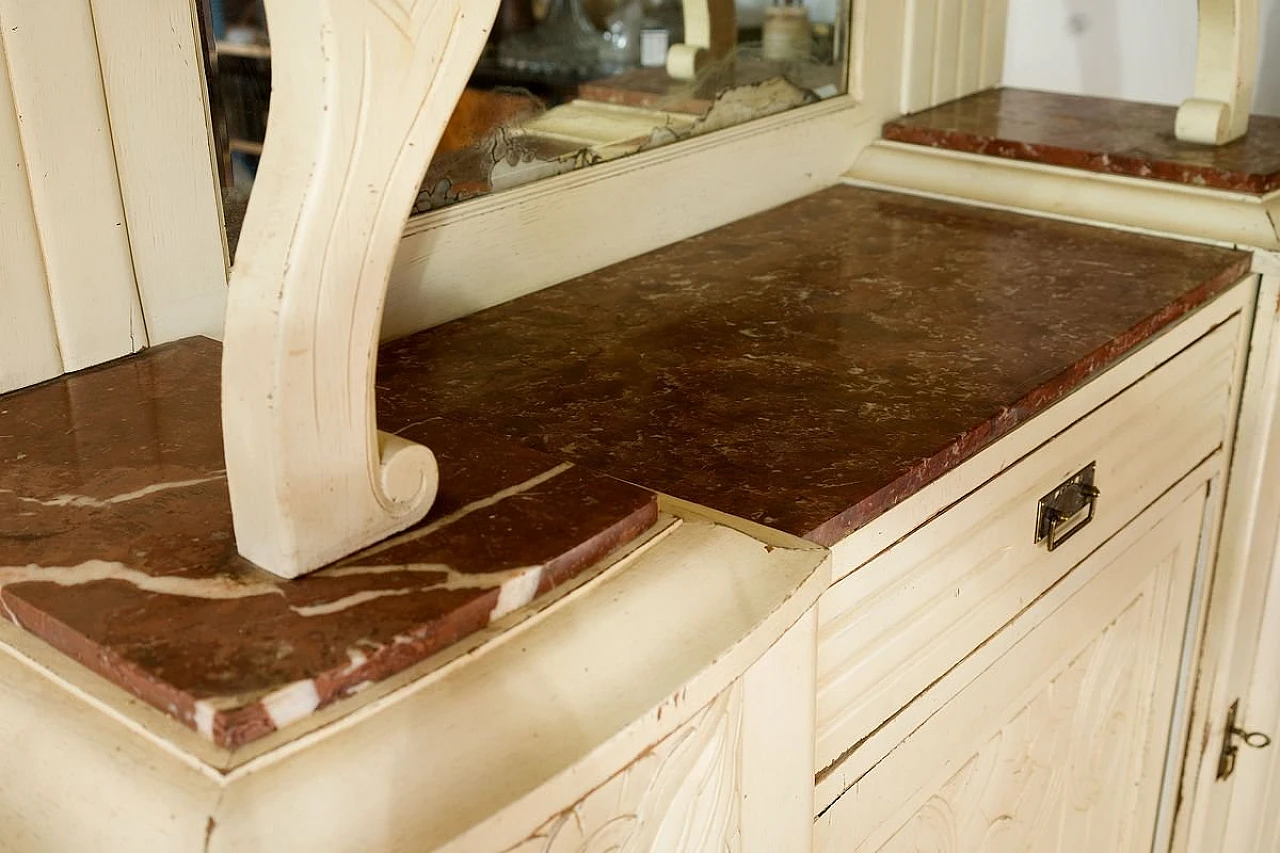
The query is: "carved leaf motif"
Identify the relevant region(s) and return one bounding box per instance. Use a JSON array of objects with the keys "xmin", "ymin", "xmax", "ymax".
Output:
[{"xmin": 507, "ymin": 684, "xmax": 745, "ymax": 853}]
